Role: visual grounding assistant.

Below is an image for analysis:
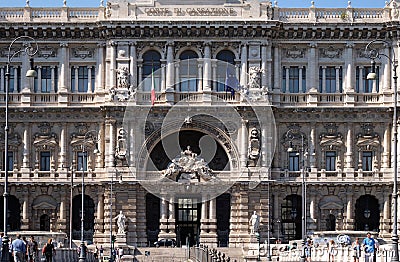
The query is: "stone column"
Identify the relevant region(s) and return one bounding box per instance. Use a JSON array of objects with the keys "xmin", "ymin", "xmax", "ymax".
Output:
[
  {"xmin": 336, "ymin": 67, "xmax": 341, "ymax": 93},
  {"xmin": 273, "ymin": 44, "xmax": 280, "ymax": 93},
  {"xmin": 200, "ymin": 200, "xmax": 208, "ymax": 234},
  {"xmin": 59, "ymin": 124, "xmax": 67, "ymax": 169},
  {"xmin": 299, "ymin": 67, "xmax": 304, "ymax": 93},
  {"xmin": 241, "ymin": 120, "xmax": 248, "ymax": 167},
  {"xmin": 240, "ymin": 43, "xmax": 248, "ymax": 87},
  {"xmin": 129, "ymin": 42, "xmax": 138, "ymax": 91},
  {"xmin": 0, "ymin": 67, "xmax": 4, "ymax": 92},
  {"xmin": 285, "ymin": 67, "xmax": 289, "ymax": 93},
  {"xmin": 21, "ymin": 195, "xmax": 29, "ymax": 230},
  {"xmin": 96, "ymin": 43, "xmax": 106, "ymax": 91},
  {"xmin": 358, "ymin": 66, "xmax": 363, "ymax": 92},
  {"xmin": 308, "ymin": 42, "xmax": 317, "ymax": 91},
  {"xmin": 208, "ymin": 197, "xmax": 217, "ymax": 246},
  {"xmin": 345, "ymin": 42, "xmax": 354, "ymax": 91},
  {"xmin": 159, "ymin": 197, "xmax": 168, "ymax": 237},
  {"xmin": 203, "ymin": 42, "xmax": 211, "ymax": 92},
  {"xmin": 165, "ymin": 41, "xmax": 175, "ymax": 91},
  {"xmin": 345, "ymin": 192, "xmax": 354, "ymax": 230},
  {"xmin": 261, "ymin": 41, "xmax": 268, "ymax": 89},
  {"xmin": 50, "ymin": 66, "xmax": 56, "ymax": 93},
  {"xmin": 87, "ymin": 66, "xmax": 93, "ymax": 93},
  {"xmin": 108, "ymin": 41, "xmax": 117, "ymax": 89},
  {"xmin": 322, "ymin": 66, "xmax": 326, "ymax": 93},
  {"xmin": 345, "ymin": 127, "xmax": 354, "ymax": 172},
  {"xmin": 382, "ymin": 123, "xmax": 390, "ymax": 168},
  {"xmin": 106, "ymin": 119, "xmax": 116, "ymax": 167},
  {"xmin": 96, "ymin": 193, "xmax": 104, "ymax": 233},
  {"xmin": 74, "ymin": 66, "xmax": 79, "ymax": 92},
  {"xmin": 59, "ymin": 42, "xmax": 69, "ymax": 92},
  {"xmin": 310, "ymin": 125, "xmax": 316, "ymax": 169},
  {"xmin": 22, "ymin": 126, "xmax": 30, "ymax": 169}
]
